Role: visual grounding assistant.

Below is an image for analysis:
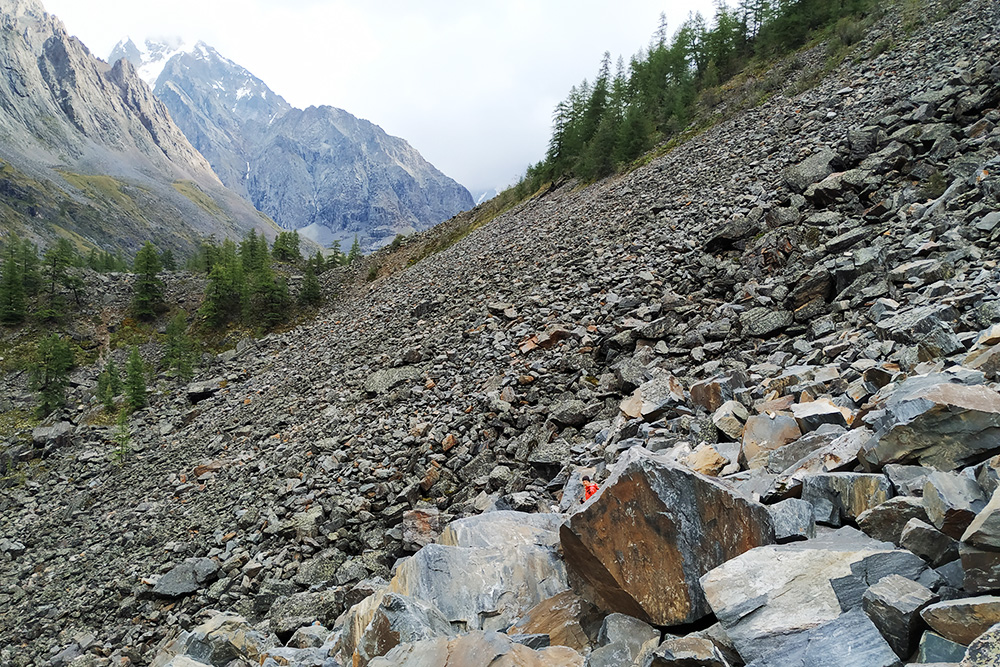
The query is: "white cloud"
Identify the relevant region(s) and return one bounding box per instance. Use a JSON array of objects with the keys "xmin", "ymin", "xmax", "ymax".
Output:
[{"xmin": 43, "ymin": 0, "xmax": 719, "ymax": 193}]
